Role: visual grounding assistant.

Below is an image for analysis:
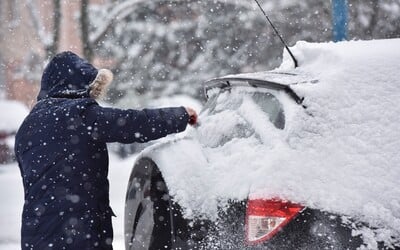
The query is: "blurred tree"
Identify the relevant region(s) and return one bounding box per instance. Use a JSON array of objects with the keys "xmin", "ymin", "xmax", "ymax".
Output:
[
  {"xmin": 81, "ymin": 0, "xmax": 93, "ymax": 61},
  {"xmin": 90, "ymin": 0, "xmax": 280, "ymax": 106},
  {"xmin": 348, "ymin": 0, "xmax": 400, "ymax": 39},
  {"xmin": 26, "ymin": 0, "xmax": 61, "ymax": 60},
  {"xmin": 89, "ymin": 0, "xmax": 334, "ymax": 105},
  {"xmin": 1, "ymin": 0, "xmax": 400, "ymax": 105},
  {"xmin": 80, "ymin": 0, "xmax": 139, "ymax": 62},
  {"xmin": 88, "ymin": 0, "xmax": 397, "ymax": 106}
]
